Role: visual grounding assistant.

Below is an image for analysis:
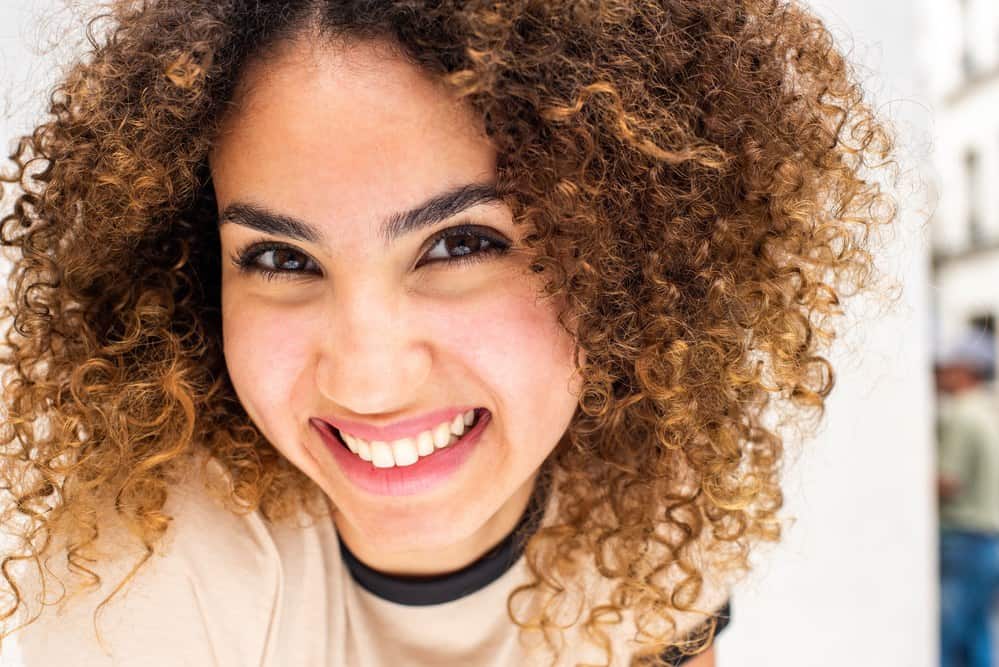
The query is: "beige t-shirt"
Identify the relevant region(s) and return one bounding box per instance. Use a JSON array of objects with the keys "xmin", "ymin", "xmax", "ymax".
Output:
[{"xmin": 11, "ymin": 458, "xmax": 732, "ymax": 666}]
